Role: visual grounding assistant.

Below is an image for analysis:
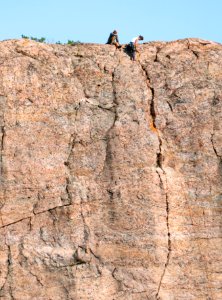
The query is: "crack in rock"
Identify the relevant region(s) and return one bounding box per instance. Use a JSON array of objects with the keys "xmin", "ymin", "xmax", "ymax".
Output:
[
  {"xmin": 139, "ymin": 62, "xmax": 172, "ymax": 299},
  {"xmin": 0, "ymin": 201, "xmax": 74, "ymax": 229},
  {"xmin": 101, "ymin": 57, "xmax": 120, "ymax": 176},
  {"xmin": 211, "ymin": 133, "xmax": 221, "ymax": 159},
  {"xmin": 0, "ymin": 96, "xmax": 6, "ymax": 227},
  {"xmin": 0, "ymin": 245, "xmax": 14, "ymax": 299},
  {"xmin": 0, "ymin": 125, "xmax": 5, "ymax": 177}
]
